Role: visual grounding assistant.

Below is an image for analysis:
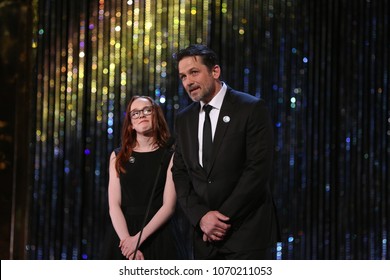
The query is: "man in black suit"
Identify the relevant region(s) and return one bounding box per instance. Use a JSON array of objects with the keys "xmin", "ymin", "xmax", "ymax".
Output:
[{"xmin": 172, "ymin": 44, "xmax": 279, "ymax": 259}]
